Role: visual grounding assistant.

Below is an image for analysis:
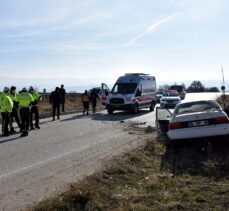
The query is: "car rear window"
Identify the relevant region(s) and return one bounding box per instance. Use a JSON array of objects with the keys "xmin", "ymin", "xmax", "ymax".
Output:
[{"xmin": 174, "ymin": 101, "xmax": 221, "ymax": 115}]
